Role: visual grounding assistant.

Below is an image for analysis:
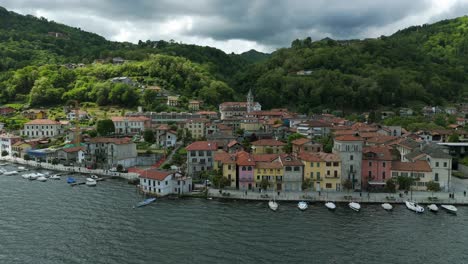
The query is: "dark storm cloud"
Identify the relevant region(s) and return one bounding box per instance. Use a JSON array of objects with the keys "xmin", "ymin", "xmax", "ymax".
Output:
[{"xmin": 2, "ymin": 0, "xmax": 468, "ymax": 52}]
